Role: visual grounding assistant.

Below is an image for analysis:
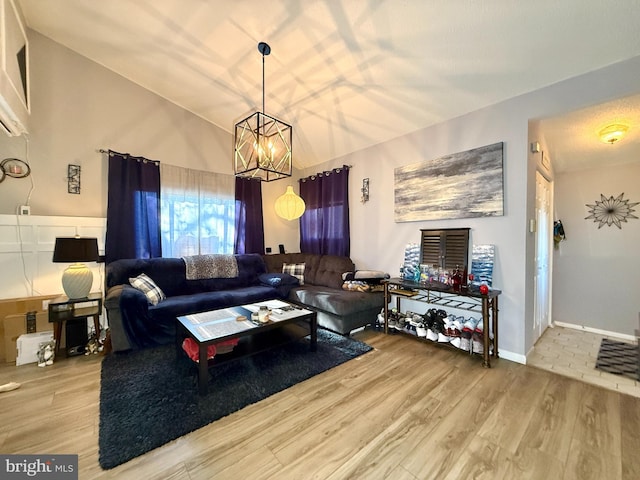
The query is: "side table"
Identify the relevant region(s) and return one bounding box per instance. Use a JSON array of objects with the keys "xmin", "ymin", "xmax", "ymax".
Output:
[{"xmin": 48, "ymin": 292, "xmax": 102, "ymax": 356}]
